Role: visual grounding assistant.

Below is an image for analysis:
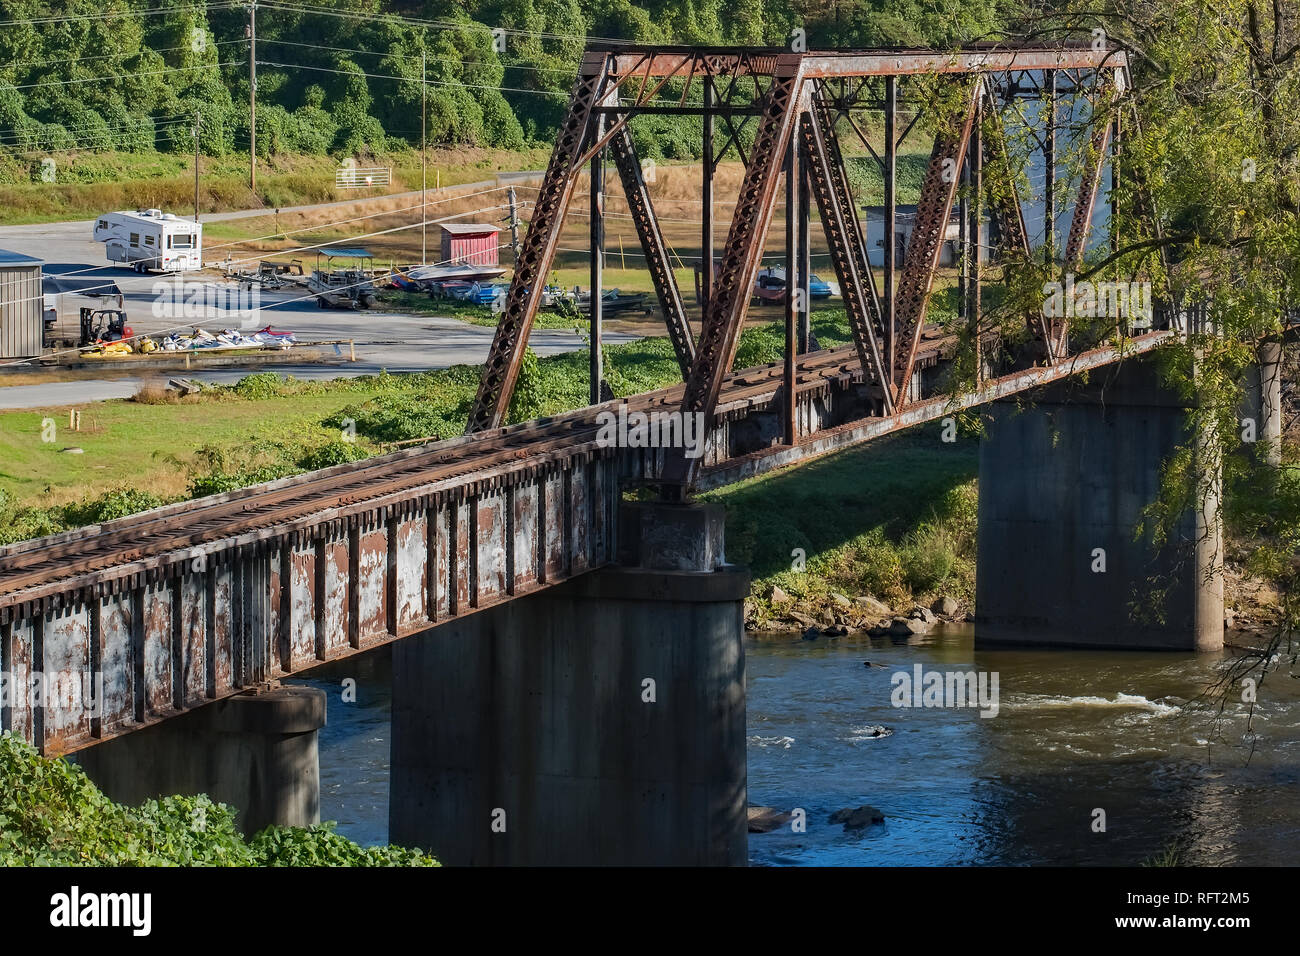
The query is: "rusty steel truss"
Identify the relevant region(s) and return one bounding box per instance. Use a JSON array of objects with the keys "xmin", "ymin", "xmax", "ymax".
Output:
[
  {"xmin": 465, "ymin": 42, "xmax": 1128, "ymax": 494},
  {"xmin": 465, "ymin": 44, "xmax": 1134, "ymax": 493}
]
